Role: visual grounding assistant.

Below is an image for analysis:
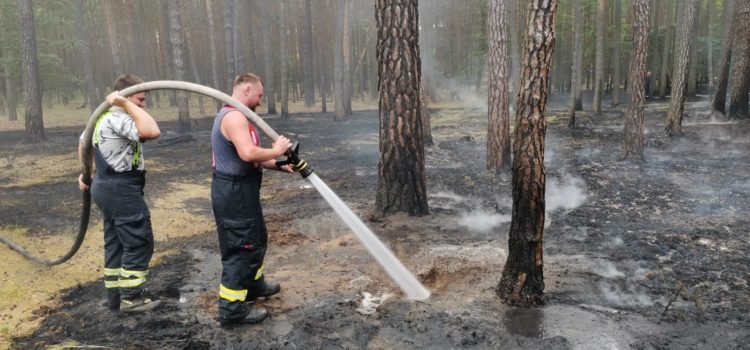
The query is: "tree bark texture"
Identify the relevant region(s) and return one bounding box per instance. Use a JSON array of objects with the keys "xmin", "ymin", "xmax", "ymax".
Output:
[
  {"xmin": 419, "ymin": 77, "xmax": 433, "ymax": 147},
  {"xmin": 333, "ymin": 0, "xmax": 350, "ymax": 121},
  {"xmin": 206, "ymin": 0, "xmax": 222, "ymax": 112},
  {"xmin": 621, "ymin": 0, "xmax": 651, "ymax": 161},
  {"xmin": 496, "ymin": 0, "xmax": 559, "ymax": 306},
  {"xmin": 712, "ymin": 0, "xmax": 734, "ymax": 113},
  {"xmin": 260, "ymin": 1, "xmax": 277, "ymax": 115},
  {"xmin": 73, "ymin": 0, "xmax": 97, "ymax": 114},
  {"xmin": 660, "ymin": 0, "xmax": 677, "ymax": 98},
  {"xmin": 104, "ymin": 0, "xmax": 123, "ymax": 74},
  {"xmin": 728, "ymin": 1, "xmax": 750, "ymax": 119},
  {"xmin": 16, "ymin": 0, "xmax": 44, "ymax": 142},
  {"xmin": 487, "ymin": 0, "xmax": 511, "ymax": 173},
  {"xmin": 568, "ymin": 0, "xmax": 583, "ymax": 127},
  {"xmin": 707, "ymin": 0, "xmax": 714, "ymax": 89},
  {"xmin": 223, "ymin": 0, "xmax": 236, "ymax": 91},
  {"xmin": 279, "ymin": 0, "xmax": 289, "ymax": 118},
  {"xmin": 302, "ymin": 0, "xmax": 315, "ymax": 107},
  {"xmin": 167, "ymin": 0, "xmax": 190, "ymax": 133},
  {"xmin": 593, "ymin": 0, "xmax": 606, "ymax": 113},
  {"xmin": 664, "ymin": 0, "xmax": 699, "ymax": 137},
  {"xmin": 375, "ymin": 0, "xmax": 428, "ymax": 216},
  {"xmin": 612, "ymin": 0, "xmax": 622, "ymax": 105}
]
